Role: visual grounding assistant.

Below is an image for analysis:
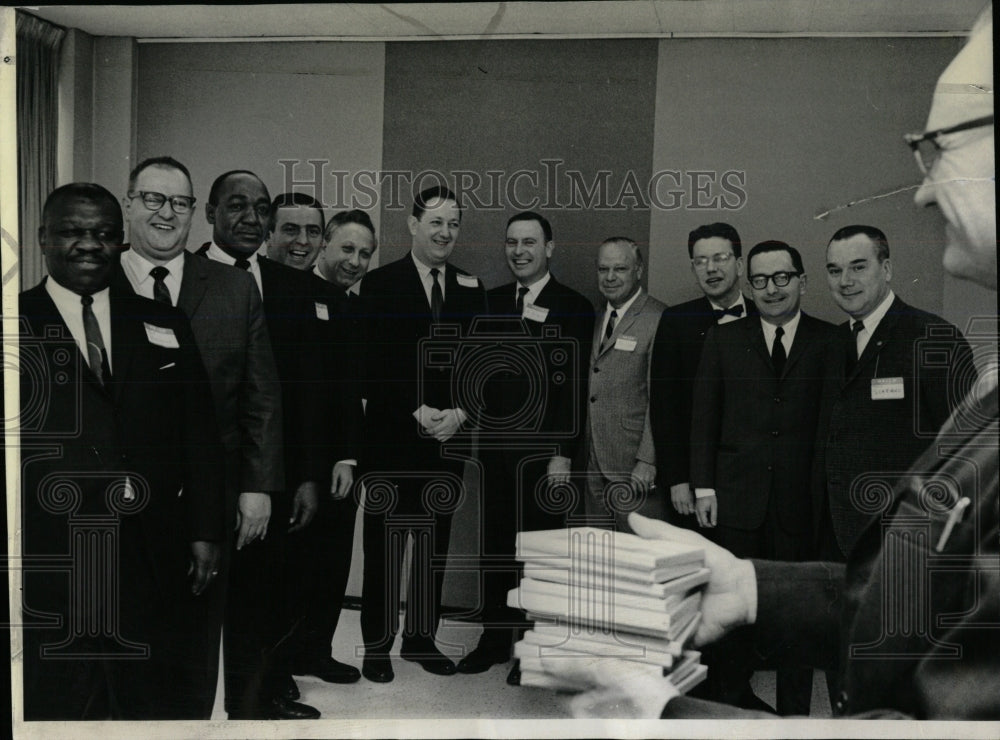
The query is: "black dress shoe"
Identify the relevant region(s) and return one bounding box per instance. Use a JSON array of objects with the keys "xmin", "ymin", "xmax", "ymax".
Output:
[
  {"xmin": 456, "ymin": 644, "xmax": 509, "ymax": 674},
  {"xmin": 400, "ymin": 643, "xmax": 457, "ymax": 676},
  {"xmin": 262, "ymin": 696, "xmax": 320, "ymax": 720},
  {"xmin": 362, "ymin": 655, "xmax": 395, "ymax": 683},
  {"xmin": 506, "ymin": 661, "xmax": 521, "ymax": 686},
  {"xmin": 292, "ymin": 656, "xmax": 362, "ymax": 684},
  {"xmin": 276, "ymin": 673, "xmax": 300, "ymax": 701}
]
